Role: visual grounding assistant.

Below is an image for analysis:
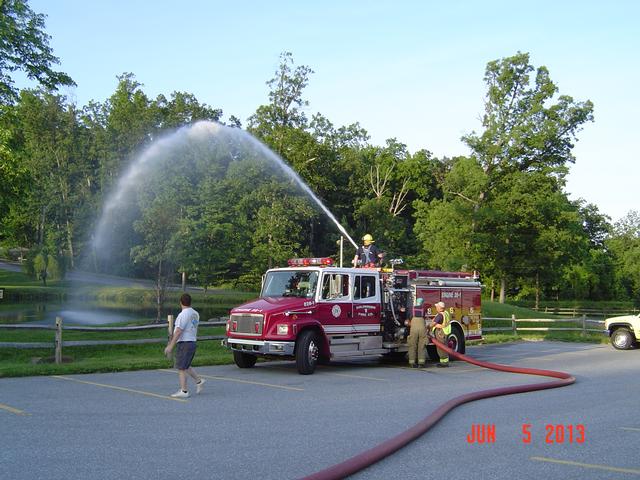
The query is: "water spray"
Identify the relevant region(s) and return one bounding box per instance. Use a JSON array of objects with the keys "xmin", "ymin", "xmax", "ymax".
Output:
[
  {"xmin": 246, "ymin": 137, "xmax": 358, "ymax": 250},
  {"xmin": 92, "ymin": 121, "xmax": 359, "ymax": 260},
  {"xmin": 93, "ymin": 121, "xmax": 358, "ymax": 262}
]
